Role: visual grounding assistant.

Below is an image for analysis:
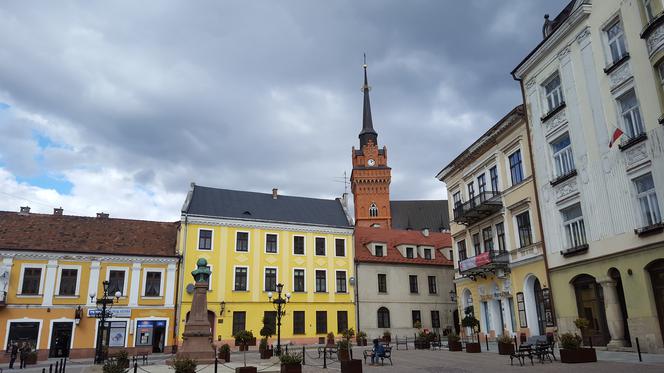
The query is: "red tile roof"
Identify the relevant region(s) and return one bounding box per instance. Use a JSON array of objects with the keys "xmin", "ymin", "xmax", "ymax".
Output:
[
  {"xmin": 354, "ymin": 226, "xmax": 453, "ymax": 266},
  {"xmin": 0, "ymin": 211, "xmax": 179, "ymax": 257}
]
